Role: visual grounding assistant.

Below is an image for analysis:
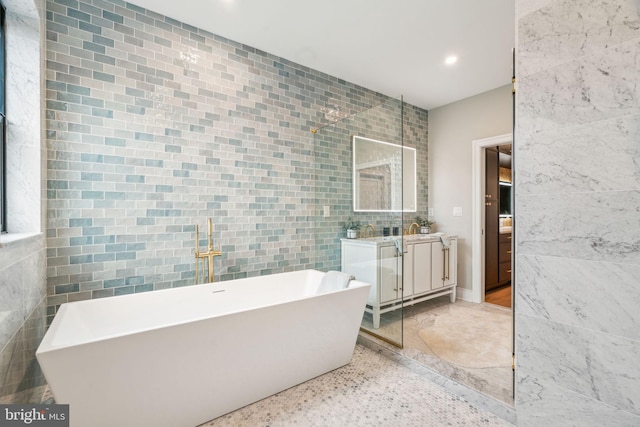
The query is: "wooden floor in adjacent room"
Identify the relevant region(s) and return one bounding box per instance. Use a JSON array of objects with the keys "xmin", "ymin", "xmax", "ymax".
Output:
[{"xmin": 485, "ymin": 284, "xmax": 511, "ymax": 308}]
